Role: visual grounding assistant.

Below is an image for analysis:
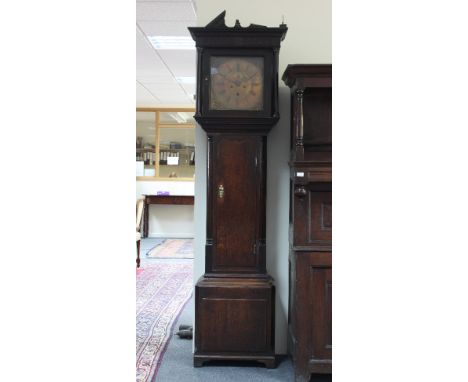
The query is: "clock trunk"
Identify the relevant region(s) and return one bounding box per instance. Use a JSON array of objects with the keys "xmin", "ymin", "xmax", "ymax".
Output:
[{"xmin": 206, "ymin": 134, "xmax": 266, "ymax": 275}]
